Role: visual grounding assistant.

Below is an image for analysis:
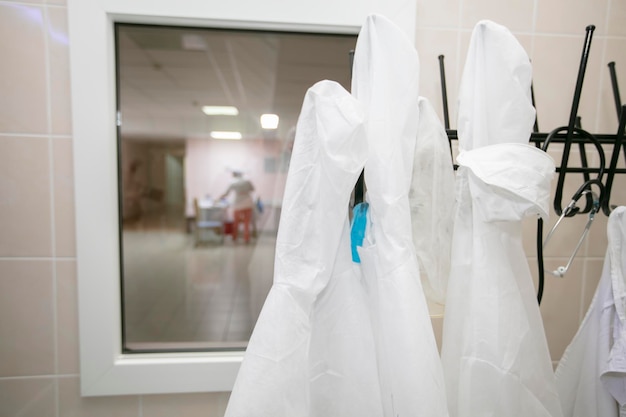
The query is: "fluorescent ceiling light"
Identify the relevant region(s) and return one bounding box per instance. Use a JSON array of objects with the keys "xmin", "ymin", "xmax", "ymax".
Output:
[
  {"xmin": 181, "ymin": 34, "xmax": 208, "ymax": 51},
  {"xmin": 202, "ymin": 106, "xmax": 239, "ymax": 116},
  {"xmin": 260, "ymin": 113, "xmax": 279, "ymax": 129},
  {"xmin": 210, "ymin": 131, "xmax": 242, "ymax": 140}
]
